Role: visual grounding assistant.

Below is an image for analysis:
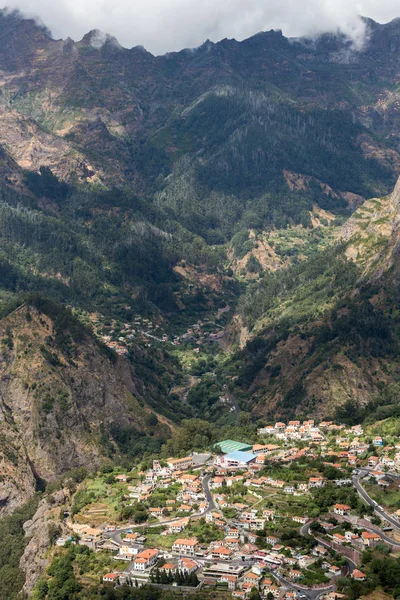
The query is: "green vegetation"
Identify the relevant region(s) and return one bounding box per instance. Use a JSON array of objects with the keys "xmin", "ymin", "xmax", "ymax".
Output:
[
  {"xmin": 338, "ymin": 547, "xmax": 400, "ymax": 599},
  {"xmin": 150, "ymin": 568, "xmax": 199, "ymax": 587},
  {"xmin": 0, "ymin": 494, "xmax": 41, "ymax": 600}
]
